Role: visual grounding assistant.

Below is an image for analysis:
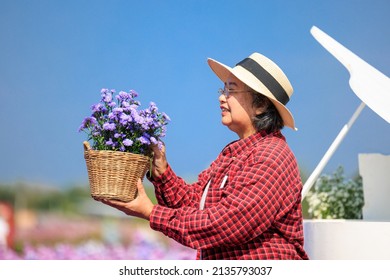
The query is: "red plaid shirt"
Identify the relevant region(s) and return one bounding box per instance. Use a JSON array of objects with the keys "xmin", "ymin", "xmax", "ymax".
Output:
[{"xmin": 148, "ymin": 131, "xmax": 309, "ymax": 260}]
